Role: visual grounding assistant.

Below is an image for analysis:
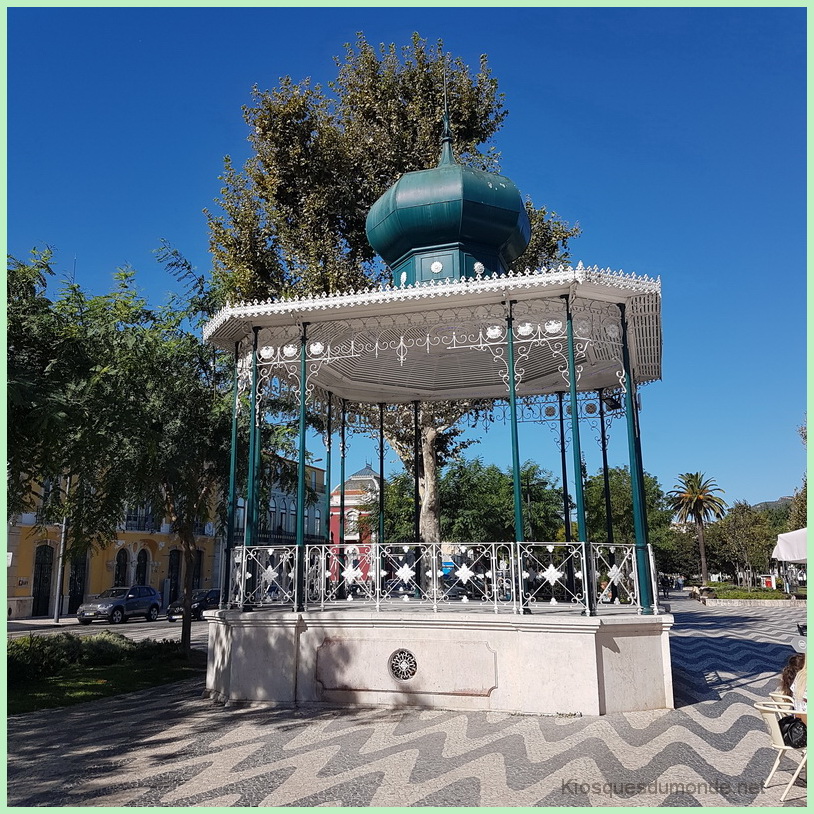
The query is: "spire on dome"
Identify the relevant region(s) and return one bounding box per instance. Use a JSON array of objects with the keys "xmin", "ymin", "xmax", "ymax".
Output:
[{"xmin": 438, "ymin": 65, "xmax": 455, "ymax": 167}]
